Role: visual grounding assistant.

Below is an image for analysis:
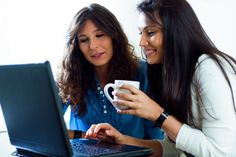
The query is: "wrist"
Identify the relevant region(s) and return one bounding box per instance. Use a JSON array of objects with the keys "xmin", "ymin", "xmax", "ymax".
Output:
[
  {"xmin": 116, "ymin": 133, "xmax": 127, "ymax": 145},
  {"xmin": 73, "ymin": 130, "xmax": 82, "ymax": 139},
  {"xmin": 151, "ymin": 107, "xmax": 164, "ymax": 122},
  {"xmin": 155, "ymin": 110, "xmax": 169, "ymax": 128},
  {"xmin": 150, "ymin": 101, "xmax": 164, "ymax": 122}
]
